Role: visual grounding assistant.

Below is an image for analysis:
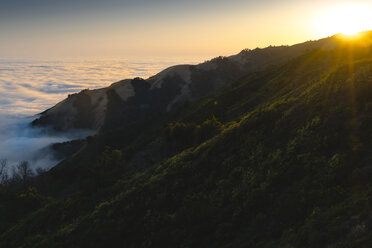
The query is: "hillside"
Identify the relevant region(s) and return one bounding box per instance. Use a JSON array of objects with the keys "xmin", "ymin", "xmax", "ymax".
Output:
[{"xmin": 1, "ymin": 32, "xmax": 372, "ymax": 247}]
